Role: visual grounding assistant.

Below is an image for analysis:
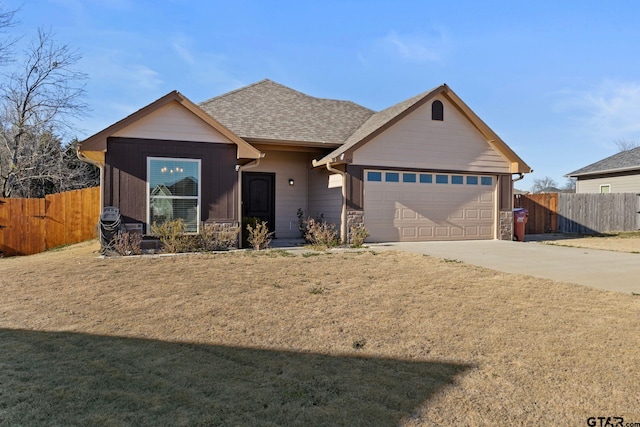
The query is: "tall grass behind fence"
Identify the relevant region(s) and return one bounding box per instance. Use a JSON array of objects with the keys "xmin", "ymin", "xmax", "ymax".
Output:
[{"xmin": 0, "ymin": 187, "xmax": 100, "ymax": 257}]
